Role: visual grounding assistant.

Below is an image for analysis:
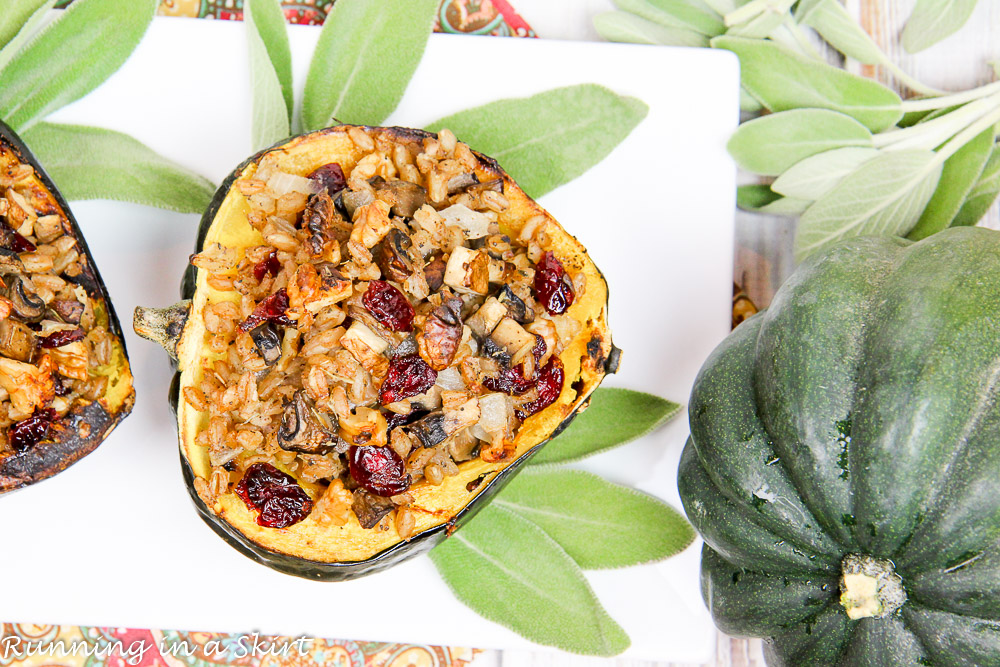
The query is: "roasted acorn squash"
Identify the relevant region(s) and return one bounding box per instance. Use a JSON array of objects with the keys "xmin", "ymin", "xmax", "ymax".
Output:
[
  {"xmin": 135, "ymin": 125, "xmax": 618, "ymax": 580},
  {"xmin": 0, "ymin": 119, "xmax": 134, "ymax": 492},
  {"xmin": 681, "ymin": 228, "xmax": 1000, "ymax": 665}
]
